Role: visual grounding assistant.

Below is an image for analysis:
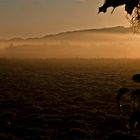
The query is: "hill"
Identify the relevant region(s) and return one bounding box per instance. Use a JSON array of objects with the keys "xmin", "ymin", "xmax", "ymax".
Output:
[
  {"xmin": 6, "ymin": 26, "xmax": 131, "ymax": 42},
  {"xmin": 0, "ymin": 26, "xmax": 139, "ymax": 59}
]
